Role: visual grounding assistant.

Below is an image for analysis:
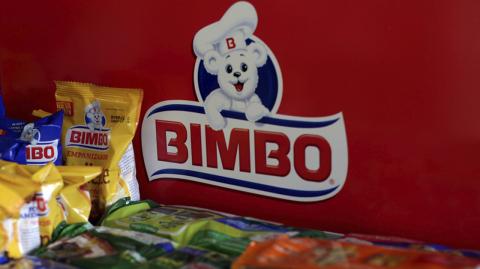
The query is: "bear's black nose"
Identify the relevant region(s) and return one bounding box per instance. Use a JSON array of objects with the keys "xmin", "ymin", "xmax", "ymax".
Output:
[{"xmin": 233, "ymin": 72, "xmax": 241, "ymax": 78}]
